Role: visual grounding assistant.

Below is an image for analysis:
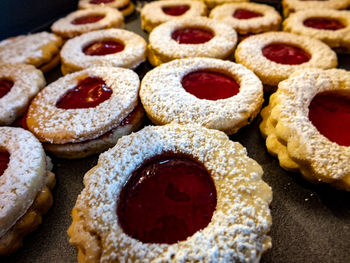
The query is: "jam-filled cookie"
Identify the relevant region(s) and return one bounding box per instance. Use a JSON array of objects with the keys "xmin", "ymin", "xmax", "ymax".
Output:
[
  {"xmin": 147, "ymin": 17, "xmax": 237, "ymax": 67},
  {"xmin": 141, "ymin": 0, "xmax": 207, "ymax": 33},
  {"xmin": 282, "ymin": 0, "xmax": 350, "ymax": 17},
  {"xmin": 0, "ymin": 127, "xmax": 55, "ymax": 255},
  {"xmin": 51, "ymin": 7, "xmax": 124, "ymax": 39},
  {"xmin": 0, "ymin": 63, "xmax": 45, "ymax": 125},
  {"xmin": 78, "ymin": 0, "xmax": 135, "ymax": 17},
  {"xmin": 283, "ymin": 9, "xmax": 350, "ymax": 53},
  {"xmin": 60, "ymin": 29, "xmax": 147, "ymax": 75},
  {"xmin": 260, "ymin": 68, "xmax": 350, "ymax": 190},
  {"xmin": 25, "ymin": 67, "xmax": 144, "ymax": 159},
  {"xmin": 210, "ymin": 2, "xmax": 281, "ymax": 41},
  {"xmin": 0, "ymin": 32, "xmax": 62, "ymax": 73},
  {"xmin": 140, "ymin": 58, "xmax": 263, "ymax": 135},
  {"xmin": 201, "ymin": 0, "xmax": 249, "ymax": 9},
  {"xmin": 68, "ymin": 123, "xmax": 272, "ymax": 262},
  {"xmin": 235, "ymin": 32, "xmax": 337, "ymax": 89}
]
